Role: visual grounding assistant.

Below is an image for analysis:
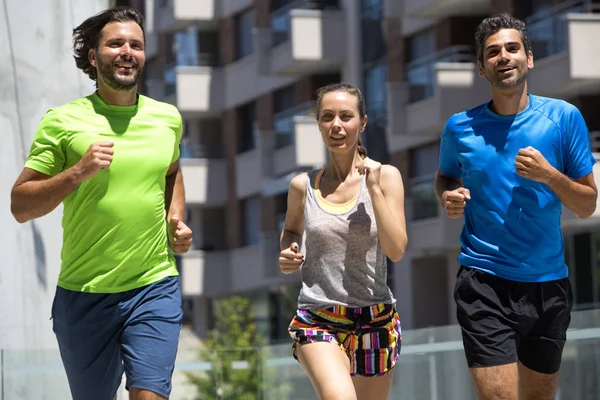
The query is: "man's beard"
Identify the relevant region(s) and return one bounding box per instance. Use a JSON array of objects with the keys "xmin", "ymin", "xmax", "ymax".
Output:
[
  {"xmin": 489, "ymin": 67, "xmax": 528, "ymax": 89},
  {"xmin": 97, "ymin": 56, "xmax": 142, "ymax": 91}
]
